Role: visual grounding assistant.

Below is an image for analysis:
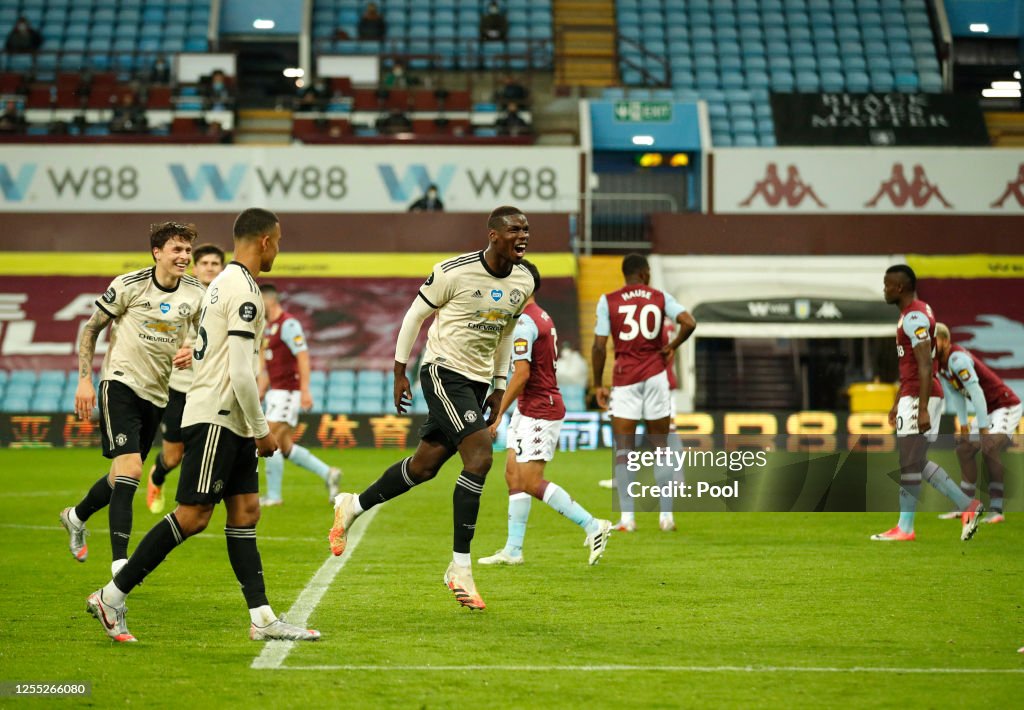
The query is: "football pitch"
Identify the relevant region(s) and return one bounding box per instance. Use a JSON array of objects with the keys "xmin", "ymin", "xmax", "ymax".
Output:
[{"xmin": 1, "ymin": 447, "xmax": 1022, "ymax": 708}]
